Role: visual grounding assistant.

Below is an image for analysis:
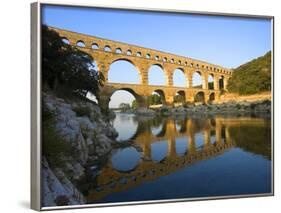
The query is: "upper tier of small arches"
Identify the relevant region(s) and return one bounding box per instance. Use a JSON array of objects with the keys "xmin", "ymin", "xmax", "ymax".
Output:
[{"xmin": 59, "ymin": 33, "xmax": 231, "ymax": 75}]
